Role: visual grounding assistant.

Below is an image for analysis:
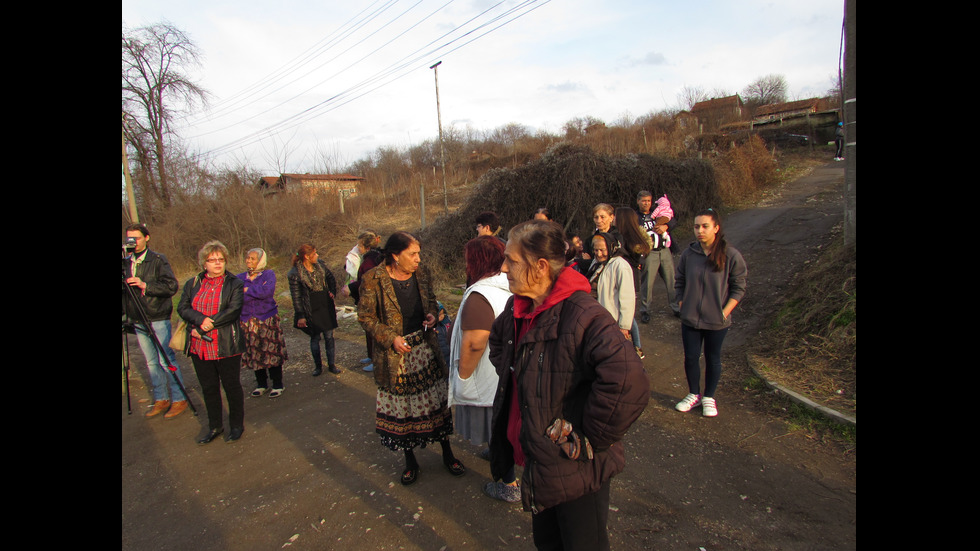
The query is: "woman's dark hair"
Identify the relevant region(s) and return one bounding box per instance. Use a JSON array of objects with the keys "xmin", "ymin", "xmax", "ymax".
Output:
[
  {"xmin": 615, "ymin": 207, "xmax": 651, "ymax": 256},
  {"xmin": 696, "ymin": 209, "xmax": 728, "ymax": 272},
  {"xmin": 475, "ymin": 211, "xmax": 501, "ymax": 233},
  {"xmin": 292, "ymin": 243, "xmax": 316, "ymax": 267},
  {"xmin": 506, "ymin": 220, "xmax": 567, "ymax": 285},
  {"xmin": 464, "ymin": 235, "xmax": 506, "ymax": 287},
  {"xmin": 383, "ymin": 231, "xmax": 420, "ymax": 266}
]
